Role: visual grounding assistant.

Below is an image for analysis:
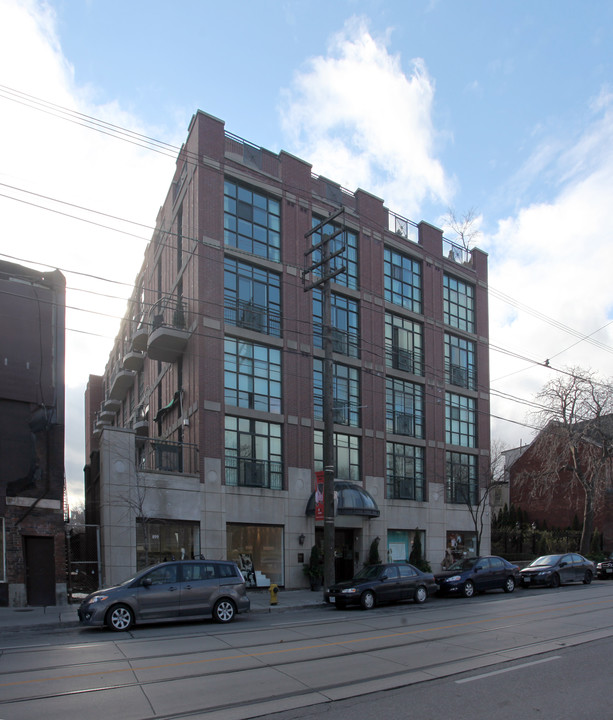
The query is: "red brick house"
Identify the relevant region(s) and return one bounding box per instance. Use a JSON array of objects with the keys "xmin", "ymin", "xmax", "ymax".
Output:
[{"xmin": 508, "ymin": 418, "xmax": 613, "ymax": 552}]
